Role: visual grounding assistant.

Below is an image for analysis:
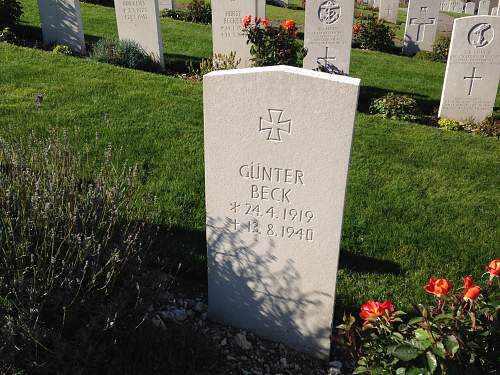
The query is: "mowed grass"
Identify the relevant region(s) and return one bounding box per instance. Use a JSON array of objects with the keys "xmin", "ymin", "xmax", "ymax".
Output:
[{"xmin": 2, "ymin": 1, "xmax": 500, "ymax": 313}]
